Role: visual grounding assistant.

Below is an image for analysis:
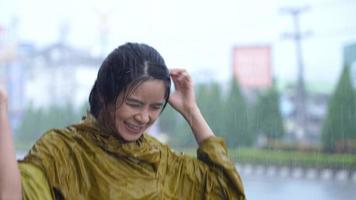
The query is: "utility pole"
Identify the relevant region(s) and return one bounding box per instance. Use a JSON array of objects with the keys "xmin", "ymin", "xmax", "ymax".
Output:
[{"xmin": 280, "ymin": 6, "xmax": 311, "ymax": 139}]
